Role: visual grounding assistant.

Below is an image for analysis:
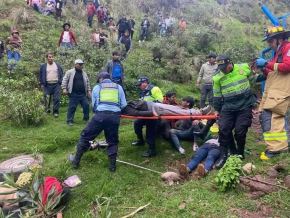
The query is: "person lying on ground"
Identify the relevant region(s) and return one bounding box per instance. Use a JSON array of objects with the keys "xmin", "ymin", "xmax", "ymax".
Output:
[
  {"xmin": 121, "ymin": 99, "xmax": 214, "ymax": 117},
  {"xmin": 178, "ymin": 137, "xmax": 222, "ymax": 178},
  {"xmin": 169, "ymin": 102, "xmax": 216, "ymax": 154}
]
